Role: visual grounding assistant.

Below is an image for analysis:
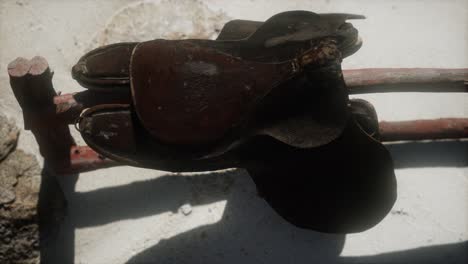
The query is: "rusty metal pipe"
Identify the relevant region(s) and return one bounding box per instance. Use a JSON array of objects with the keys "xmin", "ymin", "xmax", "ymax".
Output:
[
  {"xmin": 344, "ymin": 68, "xmax": 468, "ymax": 93},
  {"xmin": 379, "ymin": 118, "xmax": 468, "ymax": 142},
  {"xmin": 51, "ymin": 68, "xmax": 468, "ymax": 123},
  {"xmin": 68, "ymin": 146, "xmax": 117, "ymax": 174}
]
